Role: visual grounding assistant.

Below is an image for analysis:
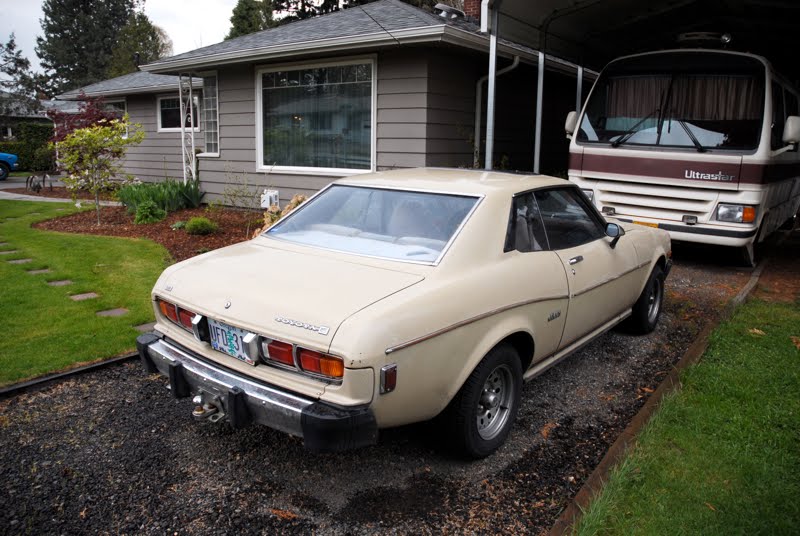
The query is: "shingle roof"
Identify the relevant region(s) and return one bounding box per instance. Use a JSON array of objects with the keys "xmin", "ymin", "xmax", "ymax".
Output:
[
  {"xmin": 146, "ymin": 0, "xmax": 444, "ymax": 68},
  {"xmin": 58, "ymin": 71, "xmax": 203, "ymax": 100},
  {"xmin": 142, "ymin": 0, "xmax": 494, "ymax": 72}
]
